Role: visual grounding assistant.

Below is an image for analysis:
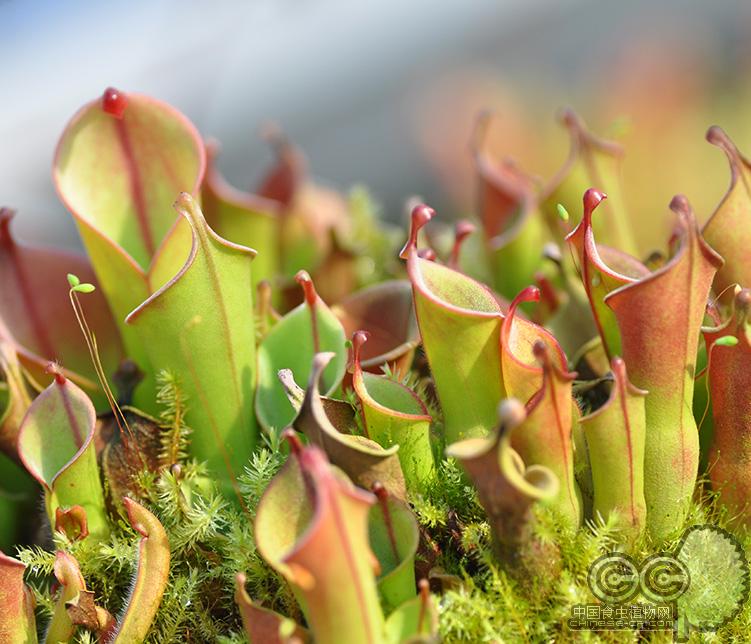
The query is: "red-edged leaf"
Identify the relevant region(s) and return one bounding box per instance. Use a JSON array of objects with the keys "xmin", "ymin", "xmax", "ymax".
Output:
[
  {"xmin": 235, "ymin": 573, "xmax": 310, "ymax": 644},
  {"xmin": 0, "ymin": 209, "xmax": 121, "ymax": 400},
  {"xmin": 351, "ymin": 331, "xmax": 433, "ymax": 491},
  {"xmin": 384, "ymin": 580, "xmax": 439, "ymax": 644},
  {"xmin": 17, "ymin": 371, "xmax": 109, "ymax": 538},
  {"xmin": 292, "ymin": 353, "xmax": 407, "ymax": 501},
  {"xmin": 446, "ymin": 399, "xmax": 559, "ymax": 567},
  {"xmin": 703, "ymin": 126, "xmax": 751, "ymax": 300},
  {"xmin": 255, "ymin": 438, "xmax": 385, "ymax": 644},
  {"xmin": 472, "ymin": 113, "xmax": 549, "ymax": 301},
  {"xmin": 402, "ymin": 204, "xmax": 505, "ymax": 442},
  {"xmin": 54, "ymin": 87, "xmax": 205, "ymax": 269},
  {"xmin": 0, "ymin": 342, "xmax": 34, "ymax": 458},
  {"xmin": 703, "ymin": 288, "xmax": 751, "ymax": 524},
  {"xmin": 368, "ymin": 486, "xmax": 420, "ymax": 613},
  {"xmin": 53, "ymin": 89, "xmax": 205, "ymax": 407},
  {"xmin": 256, "ymin": 129, "xmax": 351, "ymax": 283},
  {"xmin": 542, "ymin": 110, "xmax": 638, "ymax": 254},
  {"xmin": 332, "ymin": 280, "xmax": 420, "ymax": 383},
  {"xmin": 500, "ymin": 286, "xmax": 569, "ymax": 405},
  {"xmin": 201, "ymin": 140, "xmax": 280, "ymax": 290},
  {"xmin": 0, "ymin": 551, "xmax": 36, "ymax": 643},
  {"xmin": 510, "ymin": 342, "xmax": 581, "ymax": 528},
  {"xmin": 46, "ymin": 551, "xmax": 86, "ymax": 642},
  {"xmin": 541, "ymin": 251, "xmax": 600, "ymax": 360},
  {"xmin": 580, "ymin": 357, "xmax": 647, "ymax": 540},
  {"xmin": 256, "ymin": 272, "xmax": 347, "ymax": 433},
  {"xmin": 125, "ymin": 194, "xmax": 258, "ymax": 500},
  {"xmin": 565, "ymin": 189, "xmax": 649, "ymax": 360},
  {"xmin": 111, "ymin": 498, "xmax": 170, "ymax": 642},
  {"xmin": 605, "ymin": 196, "xmax": 723, "ymax": 541}
]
